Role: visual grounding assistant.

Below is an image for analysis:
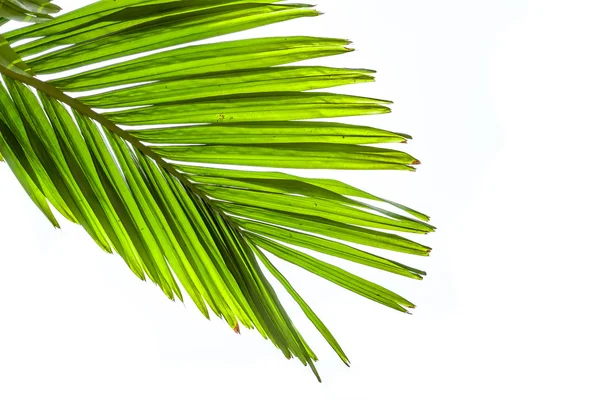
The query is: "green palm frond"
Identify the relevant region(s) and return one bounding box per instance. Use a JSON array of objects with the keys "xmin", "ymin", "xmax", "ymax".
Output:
[{"xmin": 0, "ymin": 0, "xmax": 433, "ymax": 380}]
